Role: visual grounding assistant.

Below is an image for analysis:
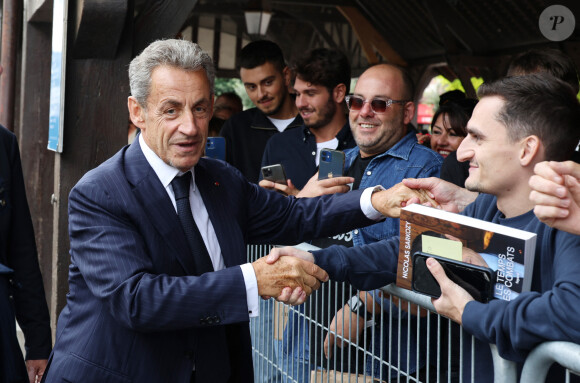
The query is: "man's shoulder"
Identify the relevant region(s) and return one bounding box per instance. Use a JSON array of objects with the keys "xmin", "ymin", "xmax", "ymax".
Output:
[
  {"xmin": 222, "ymin": 108, "xmax": 264, "ymax": 128},
  {"xmin": 266, "ymin": 124, "xmax": 305, "ymax": 144}
]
